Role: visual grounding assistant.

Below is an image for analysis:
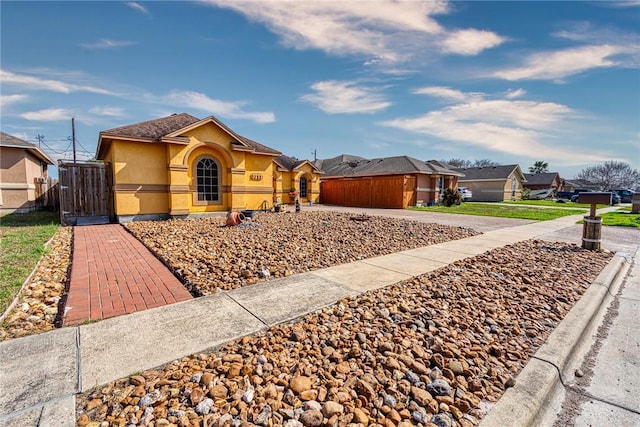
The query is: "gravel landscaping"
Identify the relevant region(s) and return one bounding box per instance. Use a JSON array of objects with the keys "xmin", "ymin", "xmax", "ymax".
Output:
[
  {"xmin": 0, "ymin": 227, "xmax": 72, "ymax": 341},
  {"xmin": 125, "ymin": 212, "xmax": 480, "ymax": 295},
  {"xmin": 76, "ymin": 240, "xmax": 612, "ymax": 427}
]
